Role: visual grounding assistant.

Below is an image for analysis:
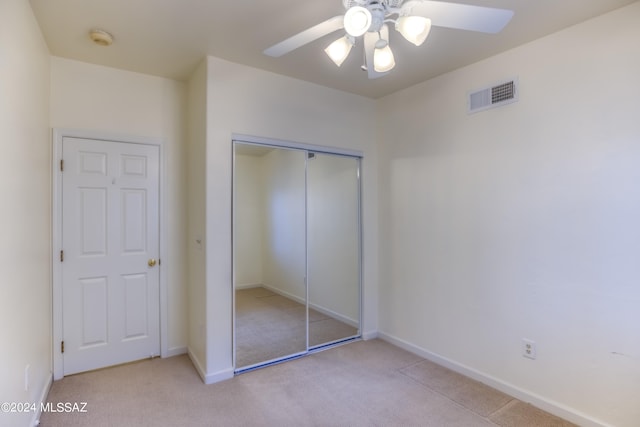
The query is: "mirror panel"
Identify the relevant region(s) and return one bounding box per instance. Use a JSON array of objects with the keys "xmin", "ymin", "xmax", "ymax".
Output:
[
  {"xmin": 234, "ymin": 143, "xmax": 307, "ymax": 369},
  {"xmin": 307, "ymin": 152, "xmax": 361, "ymax": 348}
]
